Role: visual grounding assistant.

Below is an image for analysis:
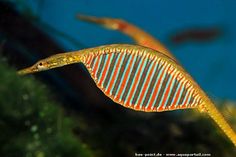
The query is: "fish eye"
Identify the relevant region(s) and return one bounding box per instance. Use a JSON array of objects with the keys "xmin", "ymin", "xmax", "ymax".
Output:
[
  {"xmin": 37, "ymin": 62, "xmax": 47, "ymax": 70},
  {"xmin": 38, "ymin": 62, "xmax": 44, "ymax": 67}
]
